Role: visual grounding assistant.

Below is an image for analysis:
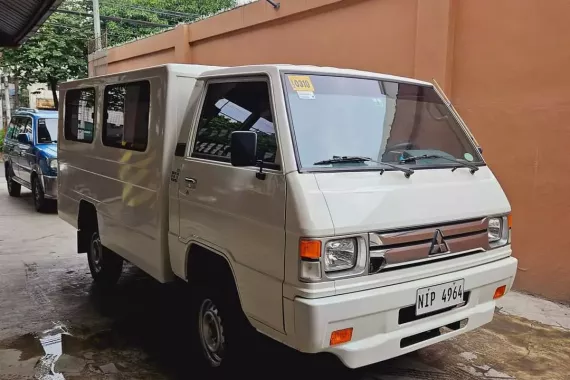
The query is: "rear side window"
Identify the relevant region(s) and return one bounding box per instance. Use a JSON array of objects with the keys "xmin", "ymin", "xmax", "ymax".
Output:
[
  {"xmin": 103, "ymin": 81, "xmax": 150, "ymax": 151},
  {"xmin": 192, "ymin": 80, "xmax": 278, "ymax": 167},
  {"xmin": 7, "ymin": 117, "xmax": 21, "ymax": 139},
  {"xmin": 64, "ymin": 88, "xmax": 95, "ymax": 143}
]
